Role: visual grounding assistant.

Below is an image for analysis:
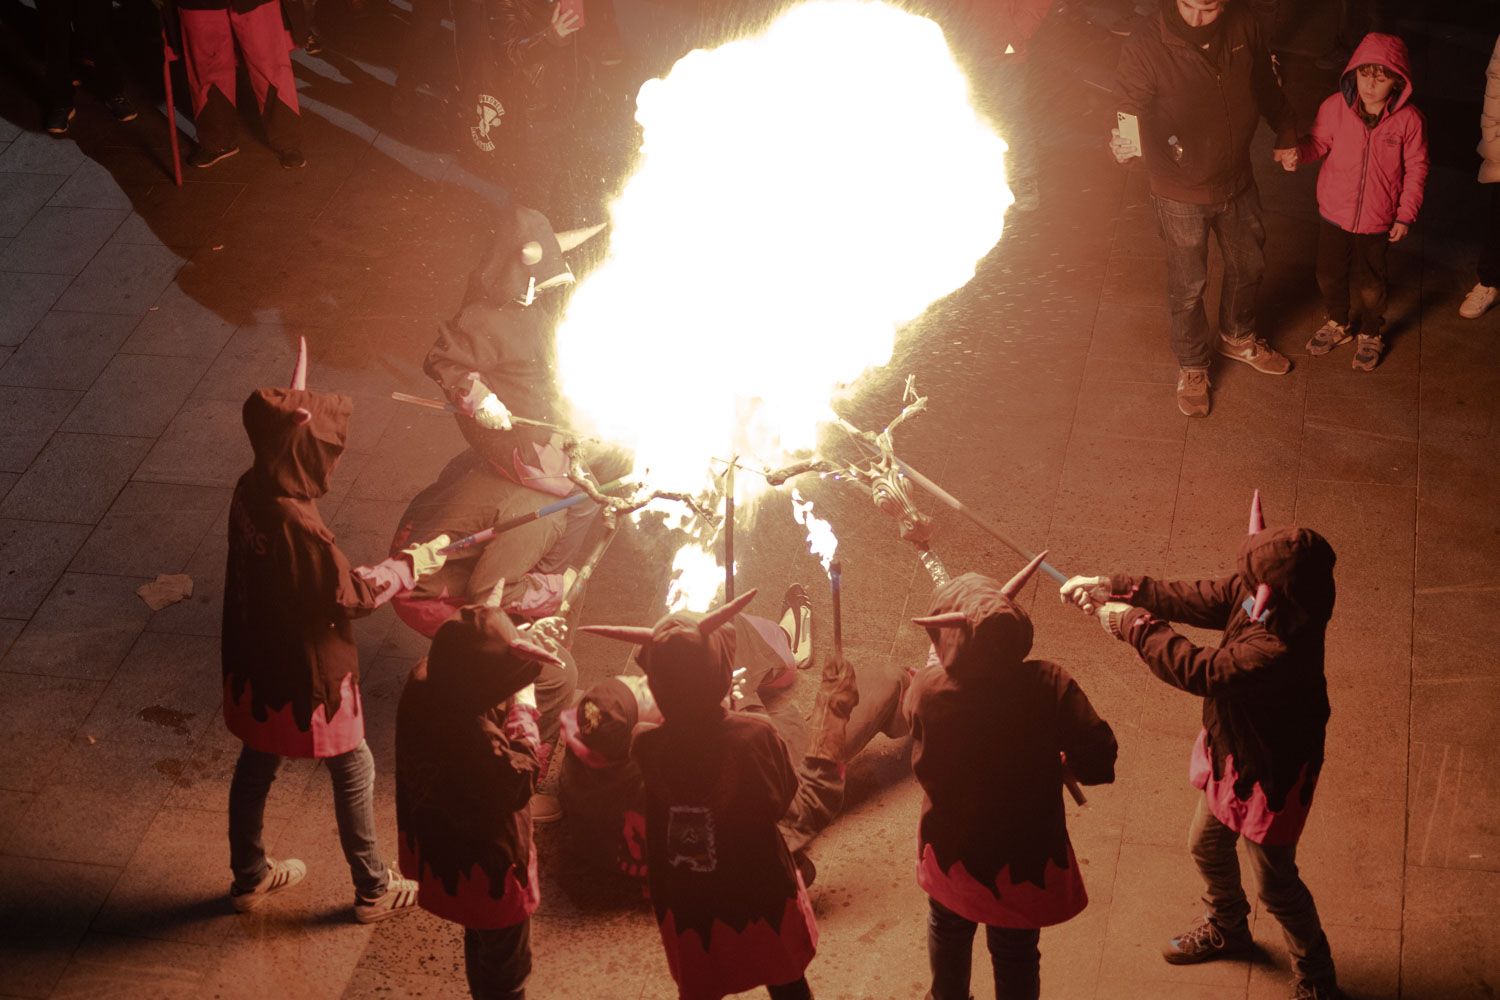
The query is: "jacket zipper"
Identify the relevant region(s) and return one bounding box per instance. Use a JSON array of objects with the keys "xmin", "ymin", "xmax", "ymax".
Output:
[{"xmin": 1352, "ymin": 122, "xmax": 1371, "ymax": 231}]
